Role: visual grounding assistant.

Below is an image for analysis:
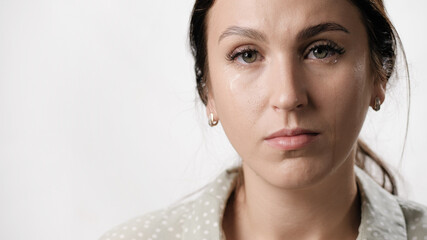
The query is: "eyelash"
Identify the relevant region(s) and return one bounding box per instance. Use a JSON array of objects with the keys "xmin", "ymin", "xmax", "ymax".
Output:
[
  {"xmin": 304, "ymin": 40, "xmax": 345, "ymax": 59},
  {"xmin": 226, "ymin": 40, "xmax": 345, "ymax": 64},
  {"xmin": 226, "ymin": 47, "xmax": 260, "ymax": 62}
]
